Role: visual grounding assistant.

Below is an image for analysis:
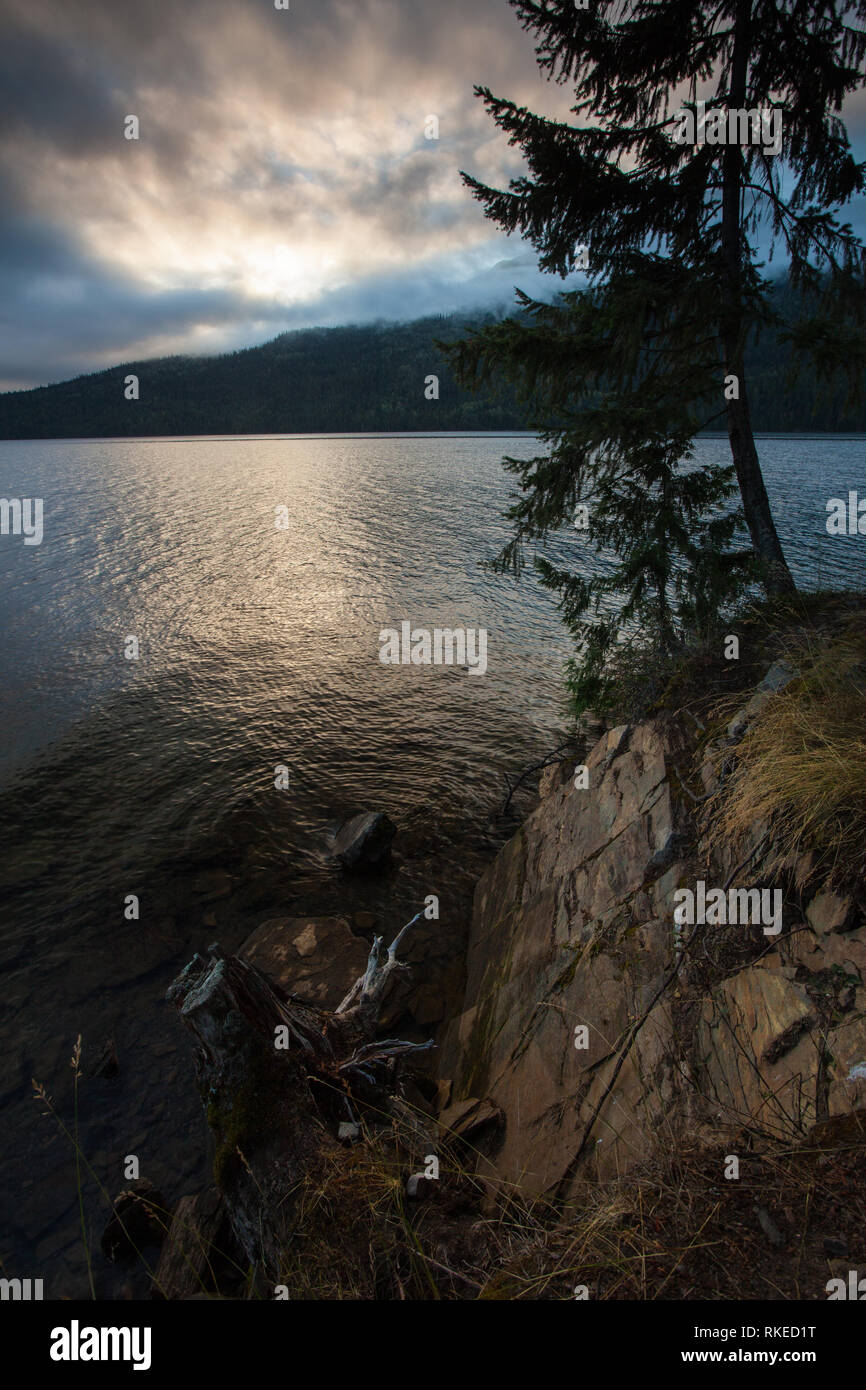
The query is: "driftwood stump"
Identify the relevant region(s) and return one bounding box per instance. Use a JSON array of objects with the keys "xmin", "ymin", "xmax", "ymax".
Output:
[{"xmin": 167, "ymin": 915, "xmax": 433, "ymax": 1290}]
